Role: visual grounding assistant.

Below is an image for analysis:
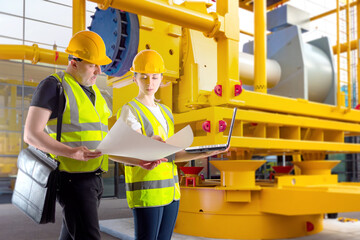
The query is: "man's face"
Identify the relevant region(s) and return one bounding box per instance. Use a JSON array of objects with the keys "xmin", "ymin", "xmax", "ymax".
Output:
[
  {"xmin": 134, "ymin": 73, "xmax": 163, "ymax": 96},
  {"xmin": 74, "ymin": 60, "xmax": 102, "ymax": 87}
]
